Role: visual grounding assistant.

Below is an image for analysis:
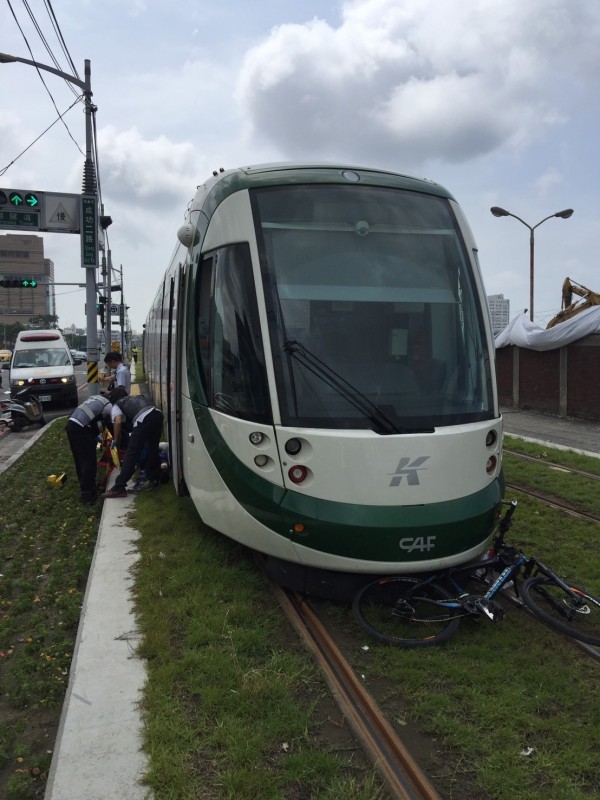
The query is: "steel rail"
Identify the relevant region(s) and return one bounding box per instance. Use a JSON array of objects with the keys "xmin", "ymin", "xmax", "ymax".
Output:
[
  {"xmin": 505, "ymin": 482, "xmax": 600, "ymax": 524},
  {"xmin": 504, "ymin": 448, "xmax": 600, "ymax": 482},
  {"xmin": 273, "ymin": 584, "xmax": 442, "ymax": 800}
]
